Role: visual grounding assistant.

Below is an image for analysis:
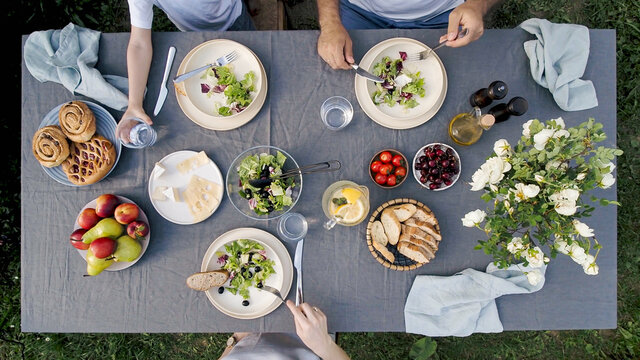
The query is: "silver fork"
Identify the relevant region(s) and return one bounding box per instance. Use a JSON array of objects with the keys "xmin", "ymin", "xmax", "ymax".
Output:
[
  {"xmin": 259, "ymin": 285, "xmax": 285, "ymax": 303},
  {"xmin": 172, "ymin": 50, "xmax": 239, "ymax": 83},
  {"xmin": 406, "ymin": 28, "xmax": 469, "ymax": 61}
]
